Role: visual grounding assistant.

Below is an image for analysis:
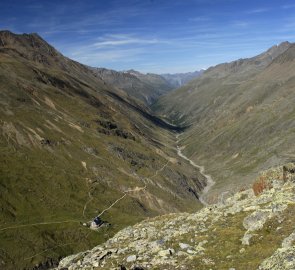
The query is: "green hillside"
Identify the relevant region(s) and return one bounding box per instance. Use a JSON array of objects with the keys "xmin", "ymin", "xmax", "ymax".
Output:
[
  {"xmin": 153, "ymin": 42, "xmax": 295, "ymax": 201},
  {"xmin": 0, "ymin": 31, "xmax": 204, "ymax": 270}
]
